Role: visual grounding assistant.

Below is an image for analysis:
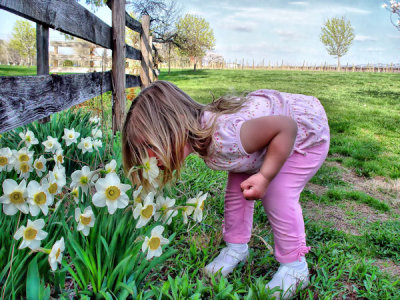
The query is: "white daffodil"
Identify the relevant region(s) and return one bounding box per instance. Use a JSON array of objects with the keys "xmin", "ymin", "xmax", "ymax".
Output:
[
  {"xmin": 13, "ymin": 147, "xmax": 34, "ymax": 166},
  {"xmin": 91, "ymin": 127, "xmax": 102, "ymax": 139},
  {"xmin": 0, "ymin": 147, "xmax": 15, "ymax": 172},
  {"xmin": 75, "ymin": 206, "xmax": 95, "ymax": 236},
  {"xmin": 19, "ymin": 130, "xmax": 39, "ymax": 148},
  {"xmin": 93, "ymin": 139, "xmax": 102, "ymax": 151},
  {"xmin": 48, "ymin": 237, "xmax": 65, "ymax": 271},
  {"xmin": 154, "ymin": 195, "xmax": 178, "ymax": 225},
  {"xmin": 133, "ymin": 185, "xmax": 144, "ymax": 205},
  {"xmin": 33, "ymin": 155, "xmax": 47, "ymax": 177},
  {"xmin": 15, "ymin": 161, "xmax": 33, "ymax": 179},
  {"xmin": 78, "ymin": 137, "xmax": 94, "ymax": 154},
  {"xmin": 13, "ymin": 219, "xmax": 48, "ymax": 250},
  {"xmin": 133, "ymin": 192, "xmax": 155, "ymax": 228},
  {"xmin": 142, "ymin": 225, "xmax": 169, "ymax": 260},
  {"xmin": 0, "ymin": 179, "xmax": 29, "ymax": 215},
  {"xmin": 181, "ymin": 205, "xmax": 194, "ymax": 224},
  {"xmin": 142, "ymin": 157, "xmax": 159, "ymax": 187},
  {"xmin": 105, "ymin": 159, "xmax": 117, "ymax": 174},
  {"xmin": 43, "ymin": 172, "xmax": 64, "ymax": 196},
  {"xmin": 53, "ymin": 149, "xmax": 64, "ymax": 166},
  {"xmin": 89, "ymin": 116, "xmax": 101, "ymax": 125},
  {"xmin": 71, "ymin": 187, "xmax": 80, "ymax": 203},
  {"xmin": 62, "ymin": 128, "xmax": 80, "ymax": 146},
  {"xmin": 92, "ymin": 173, "xmax": 130, "ymax": 214},
  {"xmin": 70, "ymin": 166, "xmax": 98, "ymax": 195},
  {"xmin": 27, "ymin": 180, "xmax": 53, "ymax": 216},
  {"xmin": 50, "ymin": 165, "xmax": 66, "ymax": 191},
  {"xmin": 42, "ymin": 136, "xmax": 61, "ymax": 153},
  {"xmin": 187, "ymin": 192, "xmax": 208, "ymax": 223}
]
